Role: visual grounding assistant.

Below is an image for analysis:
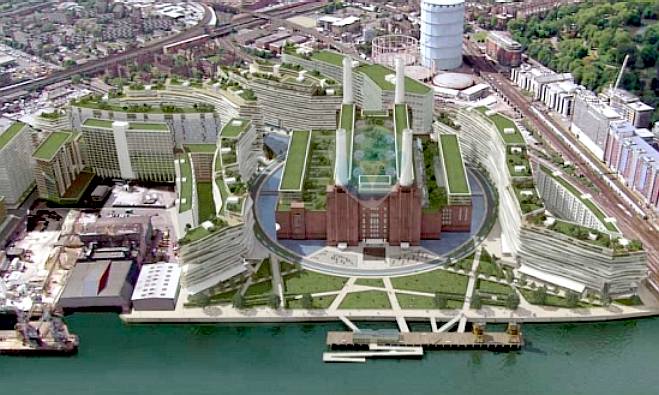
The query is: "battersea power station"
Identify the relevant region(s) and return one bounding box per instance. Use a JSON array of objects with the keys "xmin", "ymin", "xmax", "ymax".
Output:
[{"xmin": 276, "ymin": 55, "xmax": 472, "ymax": 247}]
